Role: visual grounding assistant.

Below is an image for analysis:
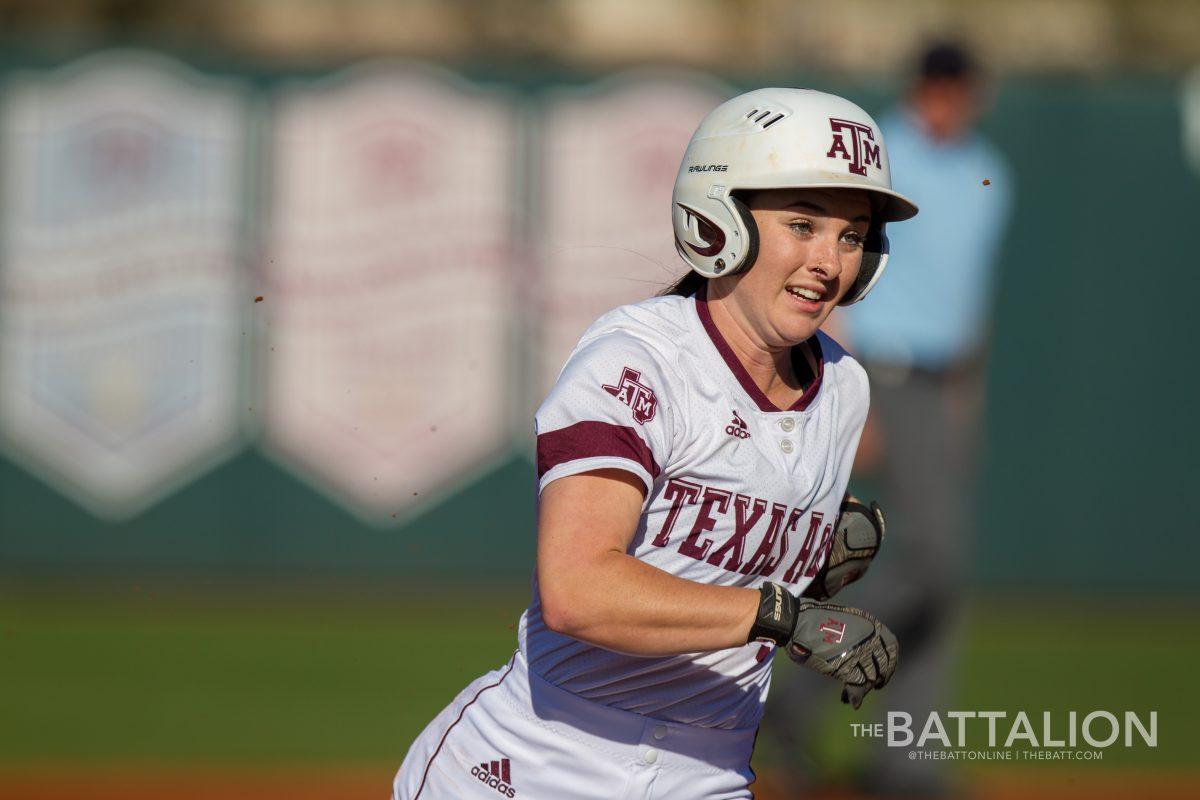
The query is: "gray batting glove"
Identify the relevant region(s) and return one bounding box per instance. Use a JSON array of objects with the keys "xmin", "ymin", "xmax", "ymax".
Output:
[
  {"xmin": 803, "ymin": 498, "xmax": 885, "ymax": 602},
  {"xmin": 789, "ymin": 599, "xmax": 898, "ymax": 709},
  {"xmin": 748, "ymin": 582, "xmax": 898, "ymax": 710}
]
